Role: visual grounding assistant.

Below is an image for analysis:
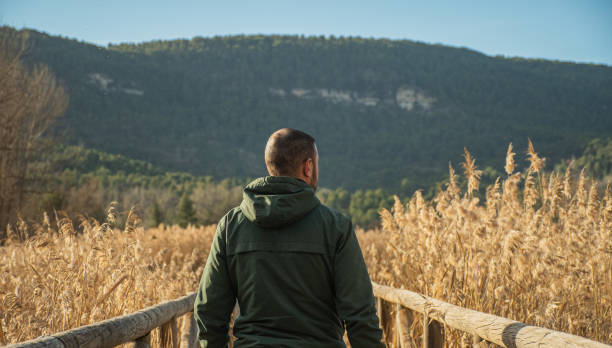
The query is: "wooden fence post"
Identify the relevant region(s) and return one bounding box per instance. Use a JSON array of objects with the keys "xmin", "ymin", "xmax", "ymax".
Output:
[
  {"xmin": 180, "ymin": 312, "xmax": 198, "ymax": 348},
  {"xmin": 422, "ymin": 314, "xmax": 443, "ymax": 348},
  {"xmin": 160, "ymin": 321, "xmax": 170, "ymax": 348},
  {"xmin": 395, "ymin": 303, "xmax": 412, "ymax": 348},
  {"xmin": 395, "ymin": 304, "xmax": 413, "ymax": 348},
  {"xmin": 130, "ymin": 332, "xmax": 150, "ymax": 348},
  {"xmin": 170, "ymin": 317, "xmax": 179, "ymax": 348},
  {"xmin": 472, "ymin": 335, "xmax": 483, "ymax": 348},
  {"xmin": 422, "ymin": 314, "xmax": 429, "ymax": 348},
  {"xmin": 395, "ymin": 303, "xmax": 400, "ymax": 347}
]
